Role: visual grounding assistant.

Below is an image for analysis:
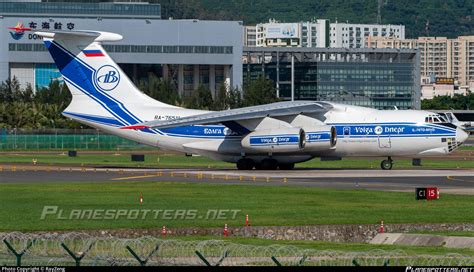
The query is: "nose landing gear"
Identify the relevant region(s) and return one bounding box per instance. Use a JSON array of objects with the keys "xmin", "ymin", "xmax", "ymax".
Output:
[{"xmin": 380, "ymin": 157, "xmax": 393, "ymax": 170}]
